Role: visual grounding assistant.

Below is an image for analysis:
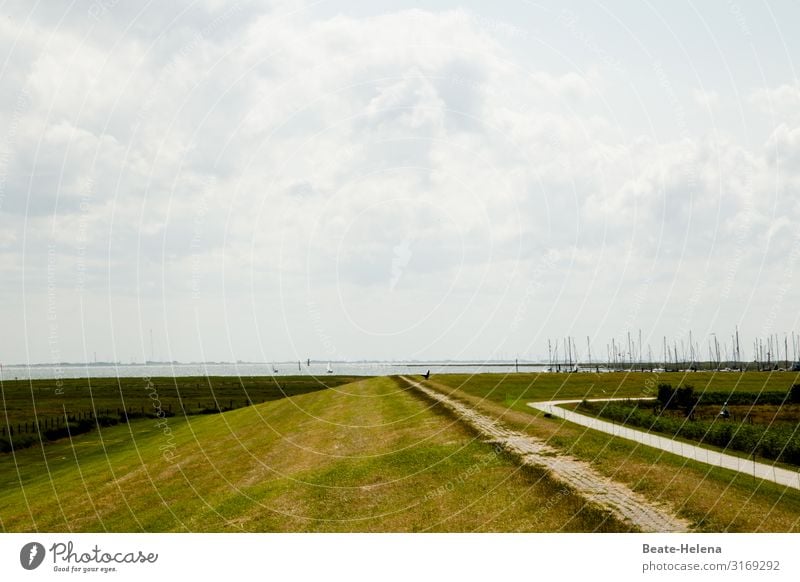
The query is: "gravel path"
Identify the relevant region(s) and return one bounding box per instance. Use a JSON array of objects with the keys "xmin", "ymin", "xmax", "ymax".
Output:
[
  {"xmin": 529, "ymin": 398, "xmax": 800, "ymax": 491},
  {"xmin": 400, "ymin": 377, "xmax": 691, "ymax": 533}
]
